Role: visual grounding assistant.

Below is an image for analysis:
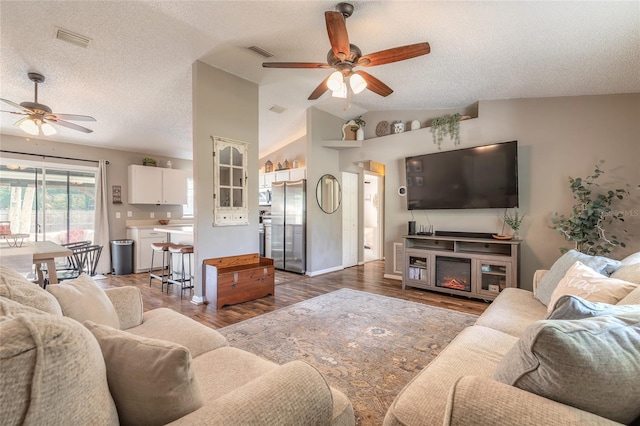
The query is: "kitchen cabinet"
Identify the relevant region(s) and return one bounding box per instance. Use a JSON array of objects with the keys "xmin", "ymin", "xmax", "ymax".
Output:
[
  {"xmin": 259, "ymin": 168, "xmax": 306, "ymax": 188},
  {"xmin": 126, "ymin": 228, "xmax": 167, "ymax": 273},
  {"xmin": 127, "ymin": 165, "xmax": 188, "ymax": 205}
]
